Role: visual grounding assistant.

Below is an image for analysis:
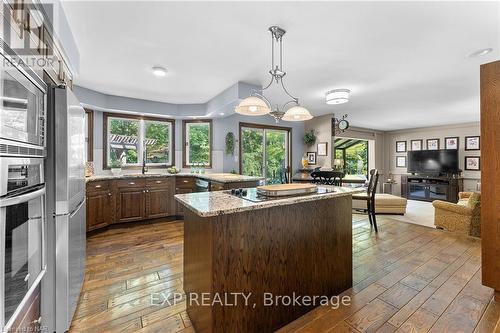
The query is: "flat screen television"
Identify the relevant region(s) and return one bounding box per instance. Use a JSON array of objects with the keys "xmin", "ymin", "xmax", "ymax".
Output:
[{"xmin": 407, "ymin": 149, "xmax": 459, "ymax": 174}]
